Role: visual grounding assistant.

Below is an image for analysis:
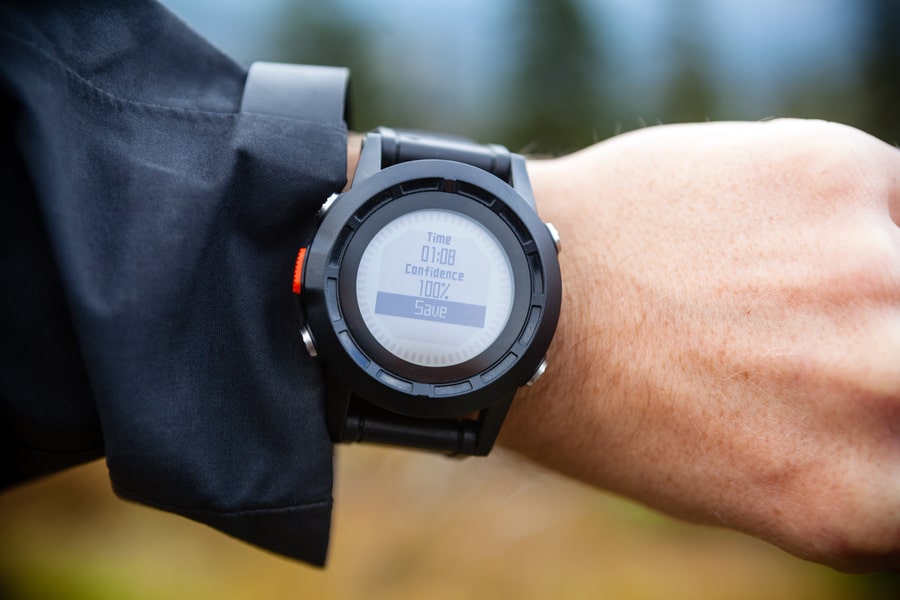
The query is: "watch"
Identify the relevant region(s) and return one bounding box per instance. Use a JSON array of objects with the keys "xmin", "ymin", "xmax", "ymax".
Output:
[
  {"xmin": 295, "ymin": 128, "xmax": 562, "ymax": 455},
  {"xmin": 240, "ymin": 61, "xmax": 561, "ymax": 456}
]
